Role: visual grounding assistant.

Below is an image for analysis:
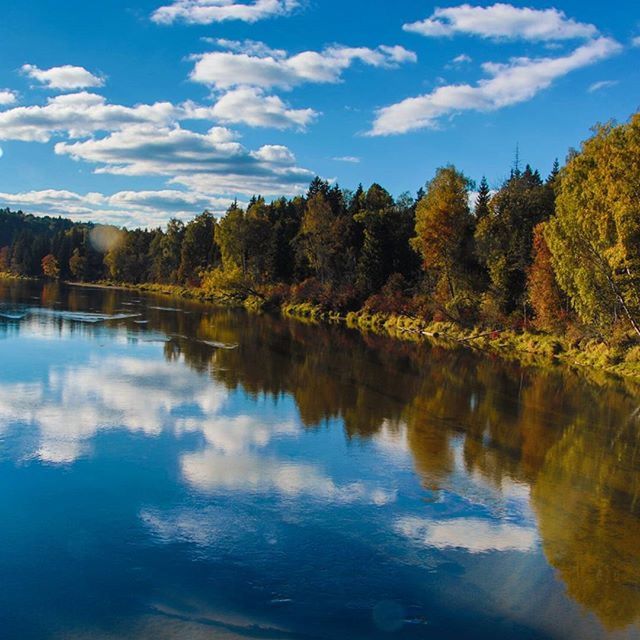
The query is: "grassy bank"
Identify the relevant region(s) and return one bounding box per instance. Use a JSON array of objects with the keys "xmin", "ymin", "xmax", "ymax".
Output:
[
  {"xmin": 0, "ymin": 271, "xmax": 34, "ymax": 282},
  {"xmin": 282, "ymin": 304, "xmax": 640, "ymax": 382},
  {"xmin": 66, "ymin": 280, "xmax": 218, "ymax": 301}
]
